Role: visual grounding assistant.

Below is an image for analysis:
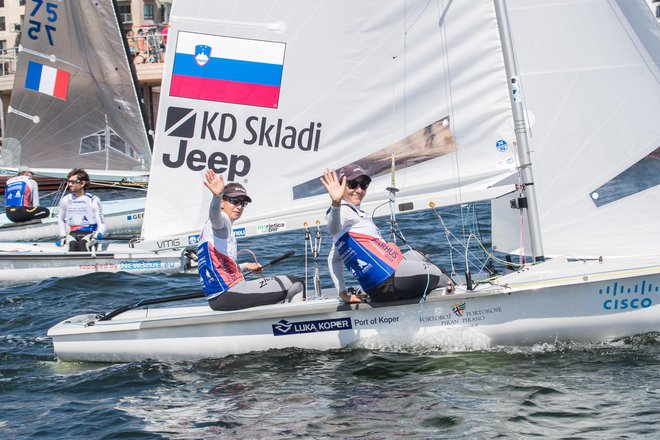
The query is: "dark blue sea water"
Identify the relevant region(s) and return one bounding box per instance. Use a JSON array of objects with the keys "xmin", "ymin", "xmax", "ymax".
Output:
[{"xmin": 1, "ymin": 190, "xmax": 659, "ymax": 438}]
